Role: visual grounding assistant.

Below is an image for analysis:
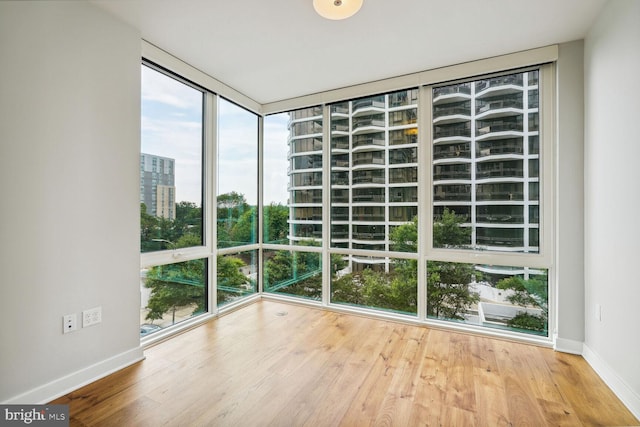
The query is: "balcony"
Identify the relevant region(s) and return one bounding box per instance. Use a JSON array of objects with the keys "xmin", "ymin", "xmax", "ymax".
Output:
[
  {"xmin": 330, "ymin": 105, "xmax": 349, "ymax": 115},
  {"xmin": 352, "ymin": 213, "xmax": 385, "ymax": 222},
  {"xmin": 353, "ymin": 194, "xmax": 385, "ymax": 203},
  {"xmin": 352, "ymin": 175, "xmax": 386, "ymax": 185},
  {"xmin": 331, "ymin": 123, "xmax": 349, "ymax": 133},
  {"xmin": 433, "ymin": 144, "xmax": 471, "ymax": 160},
  {"xmin": 434, "ymin": 85, "xmax": 472, "ymax": 97},
  {"xmin": 353, "ymin": 136, "xmax": 385, "ymax": 149},
  {"xmin": 476, "ymin": 122, "xmax": 523, "ymax": 137},
  {"xmin": 433, "ymin": 170, "xmax": 471, "ymax": 181},
  {"xmin": 476, "ymin": 214, "xmax": 524, "ymax": 224},
  {"xmin": 331, "ymin": 158, "xmax": 349, "ymax": 168},
  {"xmin": 331, "ymin": 138, "xmax": 349, "ymax": 150},
  {"xmin": 476, "ymin": 167, "xmax": 523, "ymax": 179},
  {"xmin": 477, "ymin": 139, "xmax": 523, "ymax": 157},
  {"xmin": 476, "ymin": 75, "xmax": 523, "ymax": 93},
  {"xmin": 352, "ymin": 157, "xmax": 385, "ymax": 167},
  {"xmin": 475, "ymin": 235, "xmax": 524, "ymax": 248},
  {"xmin": 433, "ymin": 105, "xmax": 471, "ymax": 119},
  {"xmin": 434, "ymin": 123, "xmax": 471, "ymax": 139},
  {"xmin": 389, "ymin": 189, "xmax": 417, "ymax": 203},
  {"xmin": 352, "ymin": 231, "xmax": 386, "ymax": 241},
  {"xmin": 476, "ymin": 190, "xmax": 524, "ymax": 201},
  {"xmin": 352, "ymin": 118, "xmax": 385, "ymax": 131},
  {"xmin": 476, "ymin": 98, "xmax": 523, "ymax": 115},
  {"xmin": 353, "ymin": 97, "xmax": 385, "ymax": 113}
]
